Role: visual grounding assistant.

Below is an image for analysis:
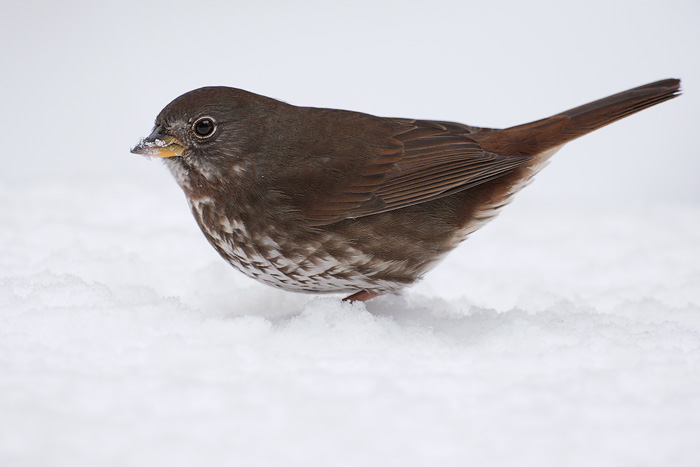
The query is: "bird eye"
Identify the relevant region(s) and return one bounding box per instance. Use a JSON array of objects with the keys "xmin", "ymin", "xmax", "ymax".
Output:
[{"xmin": 193, "ymin": 117, "xmax": 216, "ymax": 138}]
